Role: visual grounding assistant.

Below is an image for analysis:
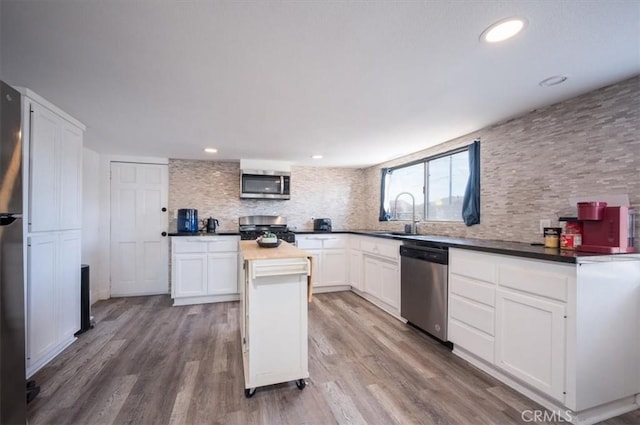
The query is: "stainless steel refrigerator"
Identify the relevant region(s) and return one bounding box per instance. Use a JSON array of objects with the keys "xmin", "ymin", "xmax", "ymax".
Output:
[{"xmin": 0, "ymin": 80, "xmax": 27, "ymax": 424}]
